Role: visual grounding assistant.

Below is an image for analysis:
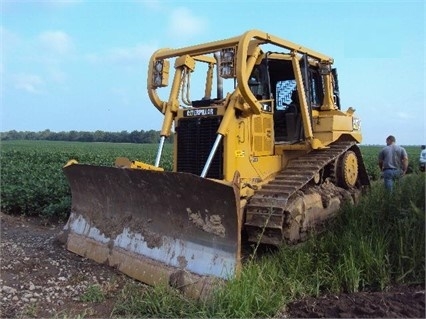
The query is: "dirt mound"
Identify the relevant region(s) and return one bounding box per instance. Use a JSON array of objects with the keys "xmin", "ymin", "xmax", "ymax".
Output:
[{"xmin": 284, "ymin": 285, "xmax": 425, "ymax": 318}]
